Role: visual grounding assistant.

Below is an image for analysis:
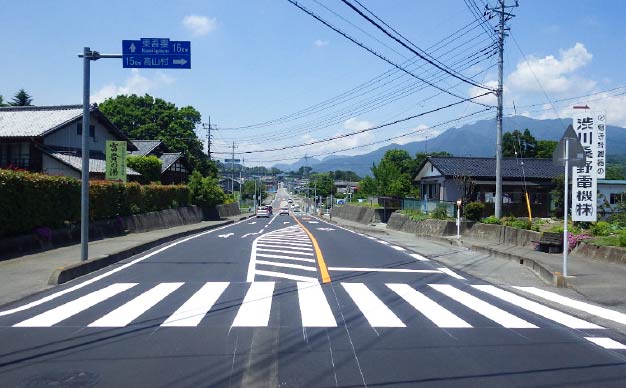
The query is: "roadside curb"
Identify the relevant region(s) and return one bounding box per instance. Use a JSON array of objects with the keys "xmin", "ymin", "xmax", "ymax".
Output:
[{"xmin": 48, "ymin": 219, "xmax": 236, "ymax": 285}]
